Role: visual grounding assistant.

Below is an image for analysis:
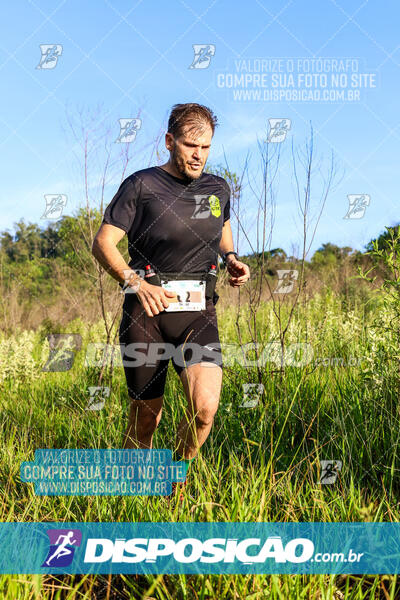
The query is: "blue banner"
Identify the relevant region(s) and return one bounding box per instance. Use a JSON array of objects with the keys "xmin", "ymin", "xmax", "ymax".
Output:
[{"xmin": 0, "ymin": 522, "xmax": 399, "ymax": 574}]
